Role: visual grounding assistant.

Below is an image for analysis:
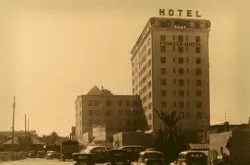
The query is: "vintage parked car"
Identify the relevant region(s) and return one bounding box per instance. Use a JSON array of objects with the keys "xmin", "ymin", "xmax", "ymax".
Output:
[
  {"xmin": 104, "ymin": 149, "xmax": 131, "ymax": 165},
  {"xmin": 72, "ymin": 153, "xmax": 95, "ymax": 165},
  {"xmin": 36, "ymin": 150, "xmax": 46, "ymax": 158},
  {"xmin": 119, "ymin": 145, "xmax": 144, "ymax": 162},
  {"xmin": 137, "ymin": 150, "xmax": 165, "ymax": 165},
  {"xmin": 81, "ymin": 145, "xmax": 107, "ymax": 163},
  {"xmin": 175, "ymin": 150, "xmax": 207, "ymax": 165},
  {"xmin": 45, "ymin": 150, "xmax": 60, "ymax": 159},
  {"xmin": 28, "ymin": 151, "xmax": 37, "ymax": 158}
]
